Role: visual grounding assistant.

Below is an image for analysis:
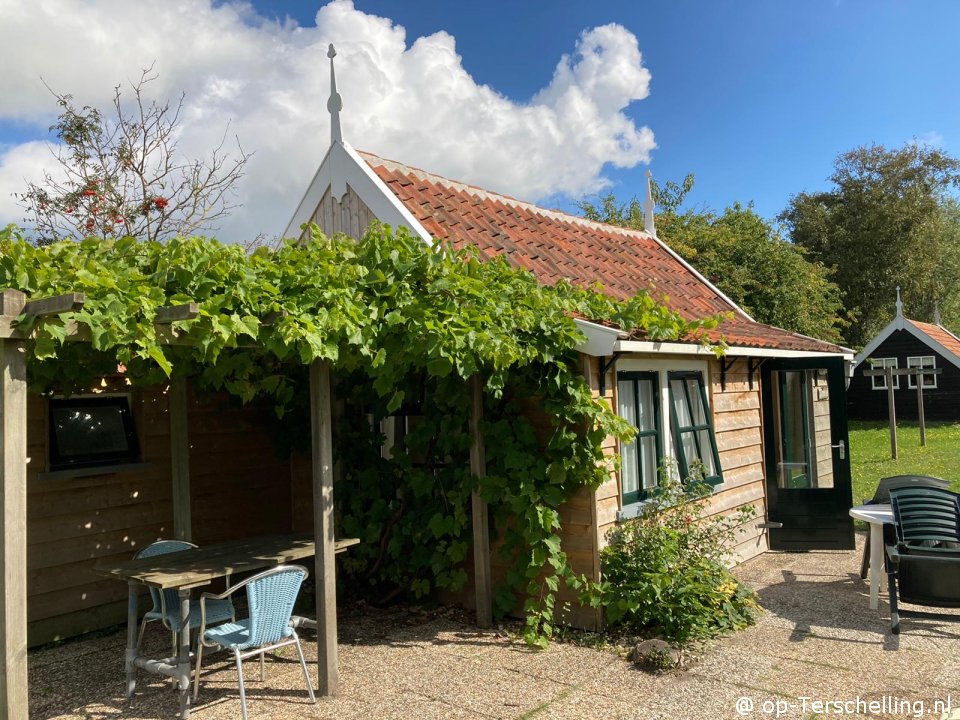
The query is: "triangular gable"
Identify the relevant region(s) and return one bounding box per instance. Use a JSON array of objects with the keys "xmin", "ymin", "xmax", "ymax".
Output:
[
  {"xmin": 854, "ymin": 315, "xmax": 960, "ymax": 371},
  {"xmin": 282, "ymin": 141, "xmax": 433, "ymax": 243}
]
